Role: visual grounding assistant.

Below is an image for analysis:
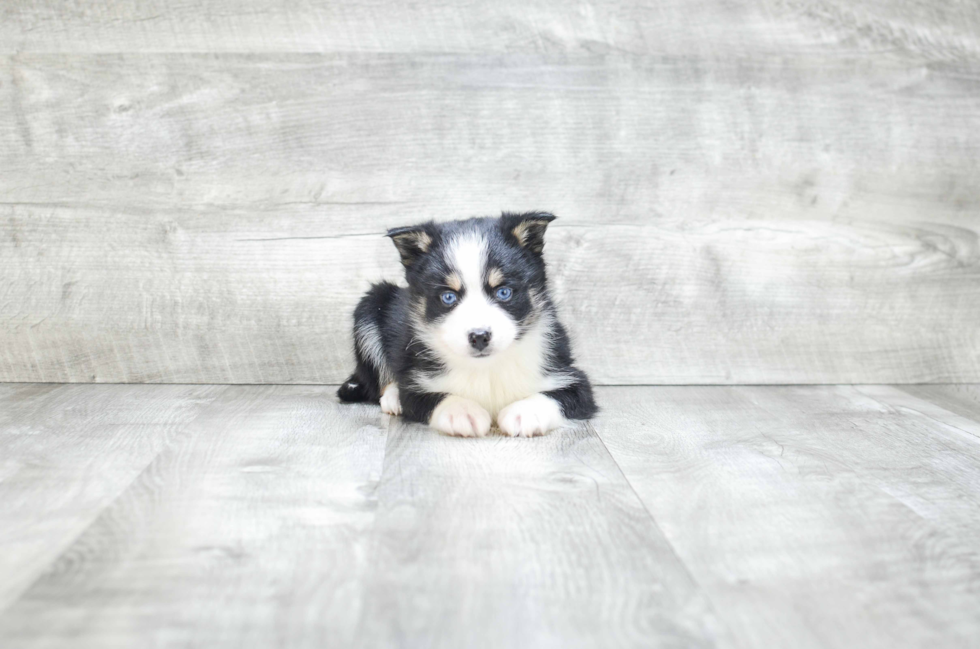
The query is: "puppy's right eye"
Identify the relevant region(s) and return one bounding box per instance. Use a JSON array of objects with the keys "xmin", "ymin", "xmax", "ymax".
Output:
[{"xmin": 440, "ymin": 291, "xmax": 458, "ymax": 306}]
